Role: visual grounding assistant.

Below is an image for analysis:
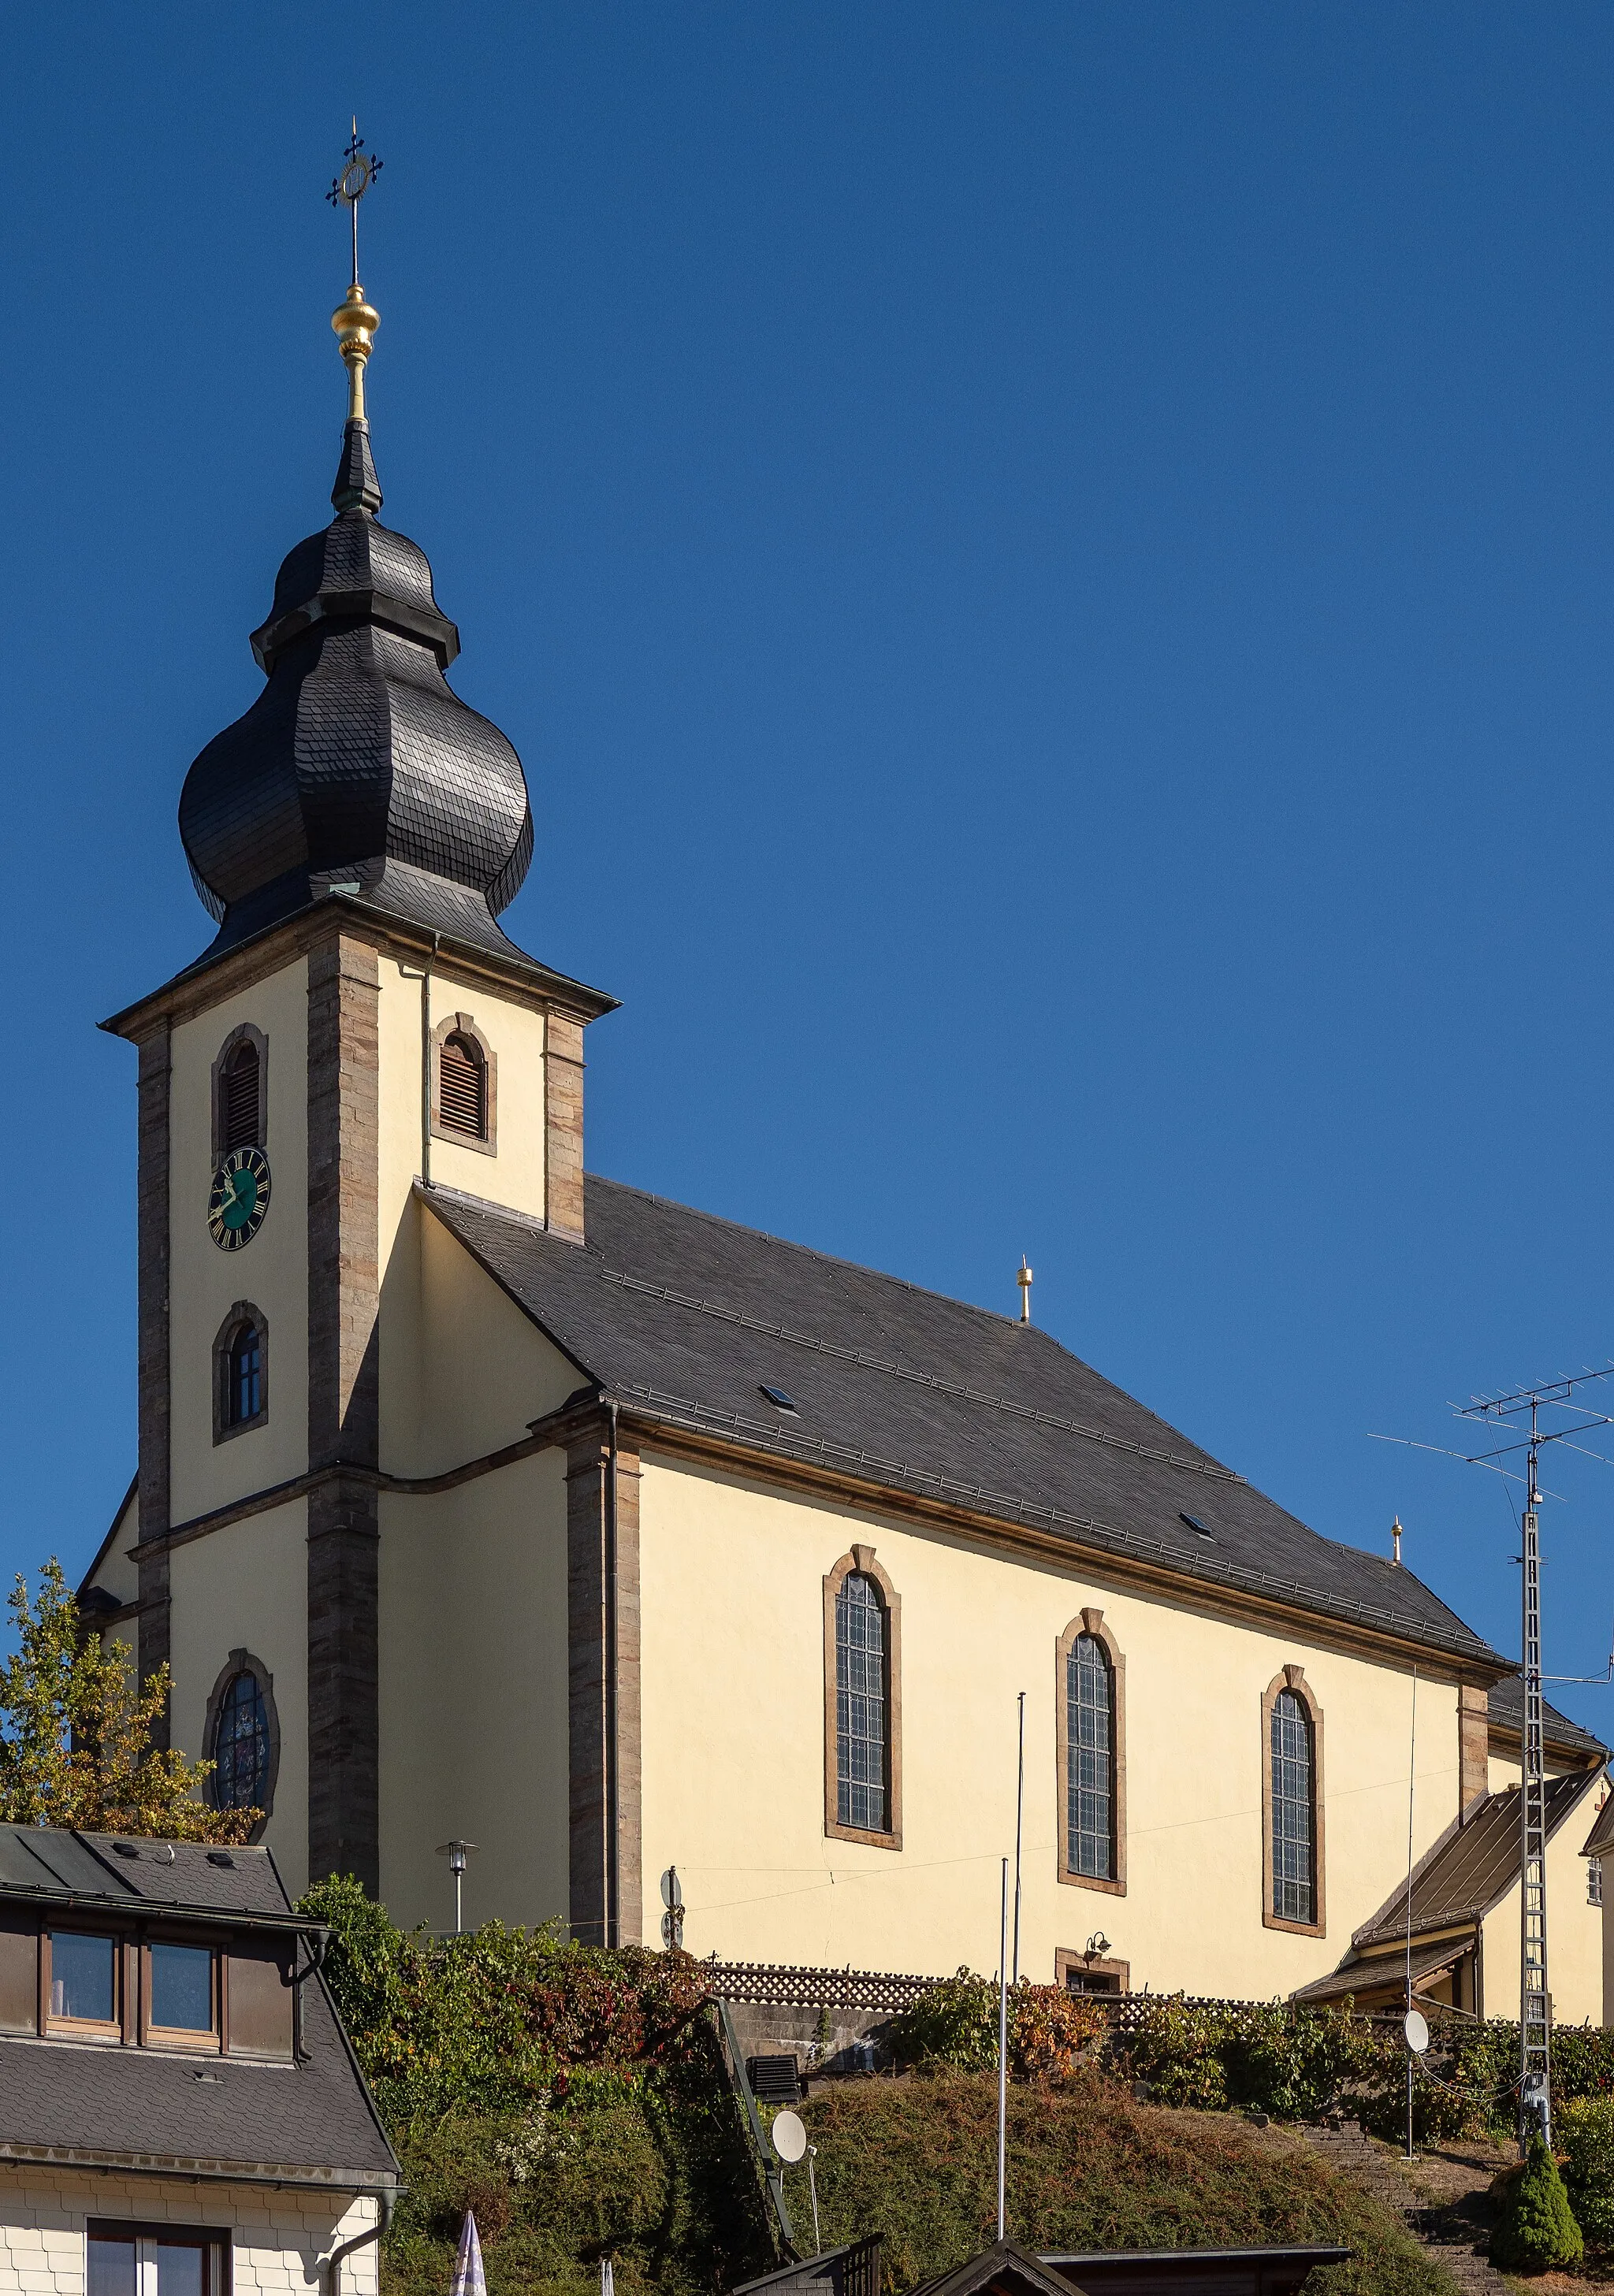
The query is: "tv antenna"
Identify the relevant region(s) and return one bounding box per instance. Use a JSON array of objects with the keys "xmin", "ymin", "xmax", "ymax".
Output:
[{"xmin": 1455, "ymin": 1365, "xmax": 1614, "ymax": 2145}]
